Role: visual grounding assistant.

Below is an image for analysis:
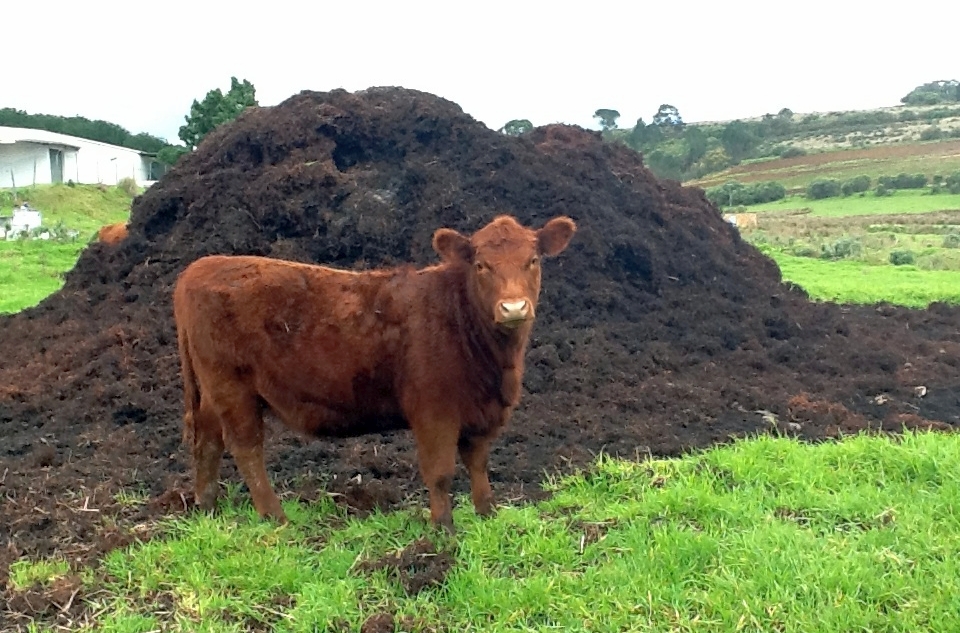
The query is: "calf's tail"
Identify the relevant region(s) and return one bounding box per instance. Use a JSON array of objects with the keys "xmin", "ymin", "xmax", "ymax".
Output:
[{"xmin": 177, "ymin": 324, "xmax": 202, "ymax": 448}]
